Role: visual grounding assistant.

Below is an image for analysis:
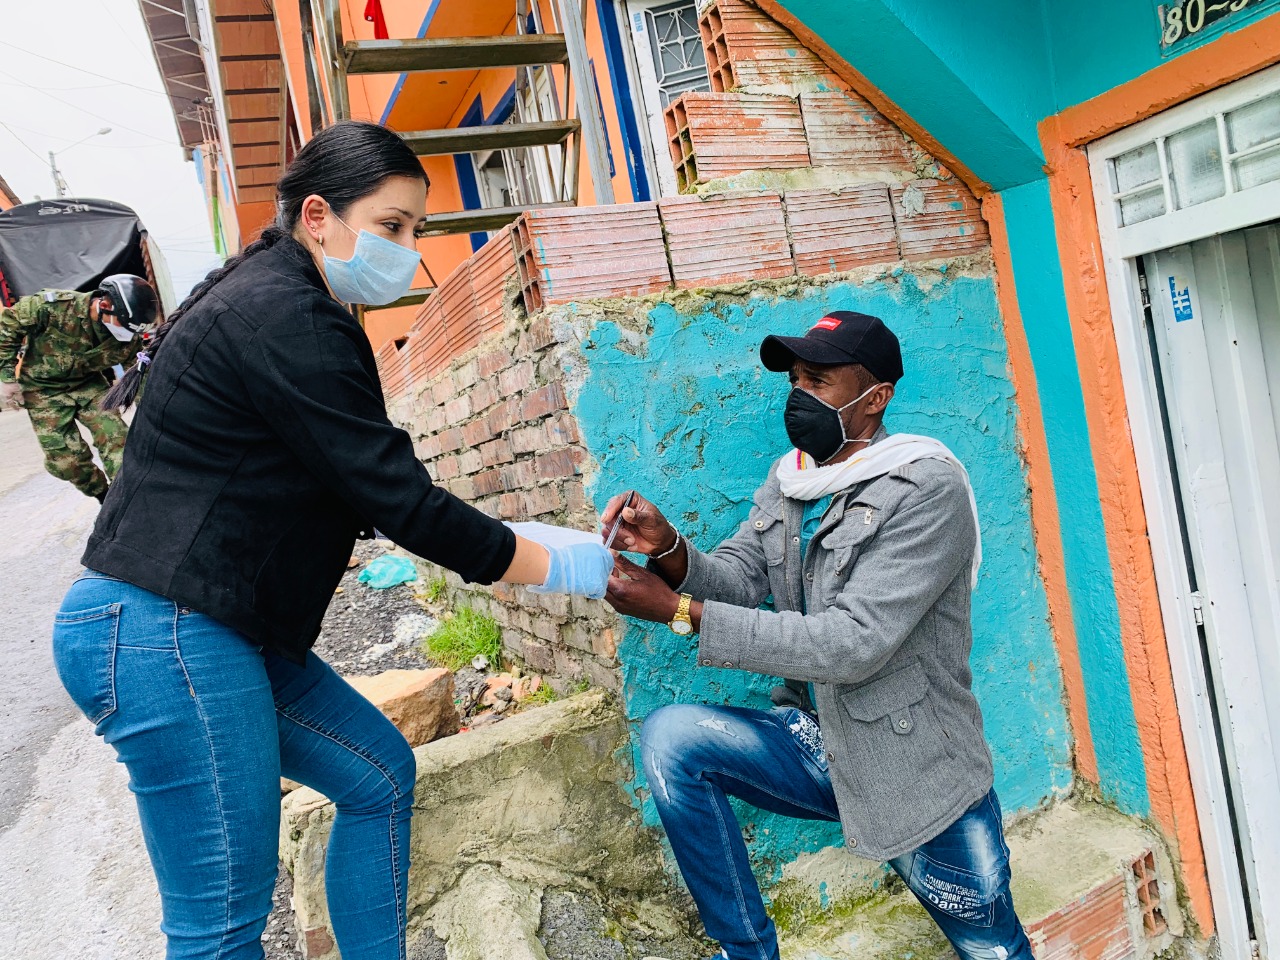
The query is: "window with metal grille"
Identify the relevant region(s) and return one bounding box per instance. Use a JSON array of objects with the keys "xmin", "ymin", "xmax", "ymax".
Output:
[{"xmin": 642, "ymin": 0, "xmax": 710, "ymax": 107}]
